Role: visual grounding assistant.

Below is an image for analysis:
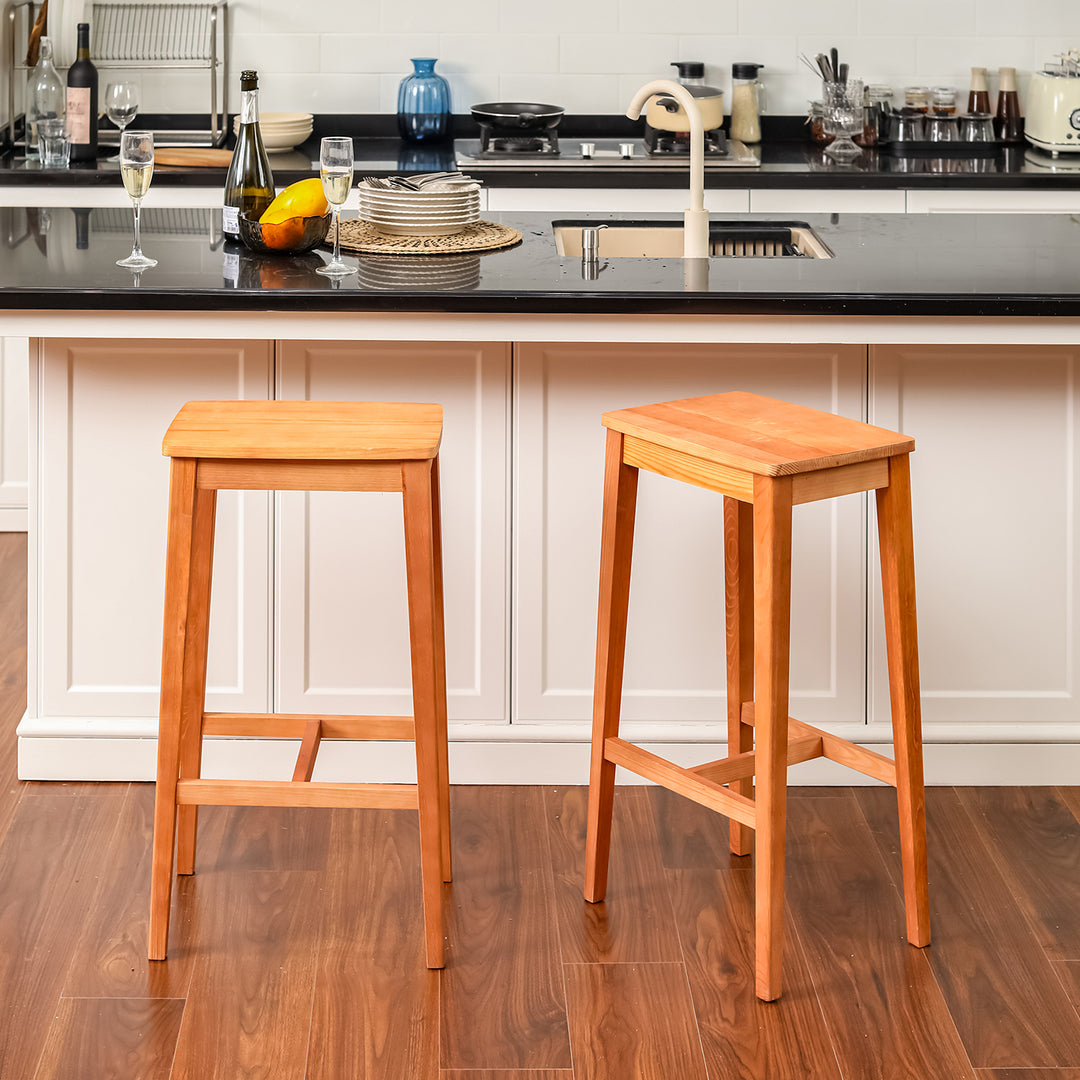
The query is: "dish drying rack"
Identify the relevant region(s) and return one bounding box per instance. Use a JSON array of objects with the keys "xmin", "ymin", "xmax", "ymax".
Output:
[{"xmin": 4, "ymin": 0, "xmax": 228, "ymax": 155}]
